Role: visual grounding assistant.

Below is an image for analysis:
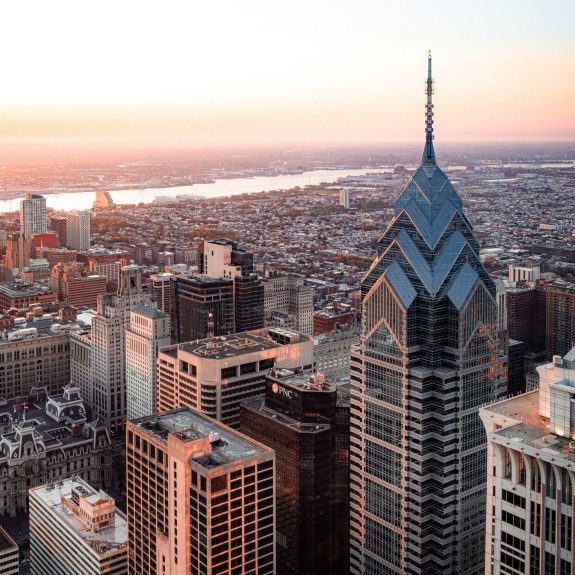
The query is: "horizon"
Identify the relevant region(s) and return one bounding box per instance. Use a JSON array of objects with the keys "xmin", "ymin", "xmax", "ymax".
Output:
[{"xmin": 0, "ymin": 1, "xmax": 574, "ymax": 146}]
